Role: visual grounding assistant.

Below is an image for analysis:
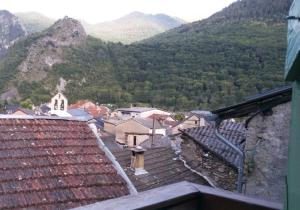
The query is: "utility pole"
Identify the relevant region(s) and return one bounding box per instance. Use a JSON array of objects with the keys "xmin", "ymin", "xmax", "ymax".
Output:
[{"xmin": 151, "ymin": 116, "xmax": 155, "ymax": 148}]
